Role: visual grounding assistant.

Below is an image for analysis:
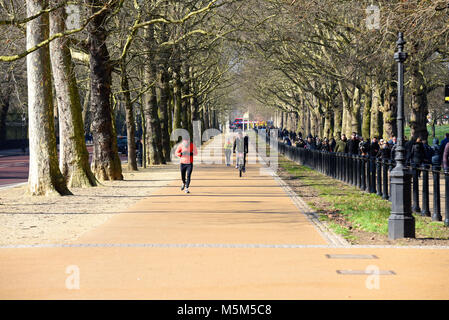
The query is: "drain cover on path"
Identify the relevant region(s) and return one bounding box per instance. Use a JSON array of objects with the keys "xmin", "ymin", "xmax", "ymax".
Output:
[
  {"xmin": 336, "ymin": 270, "xmax": 395, "ymax": 275},
  {"xmin": 326, "ymin": 254, "xmax": 378, "ymax": 259}
]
